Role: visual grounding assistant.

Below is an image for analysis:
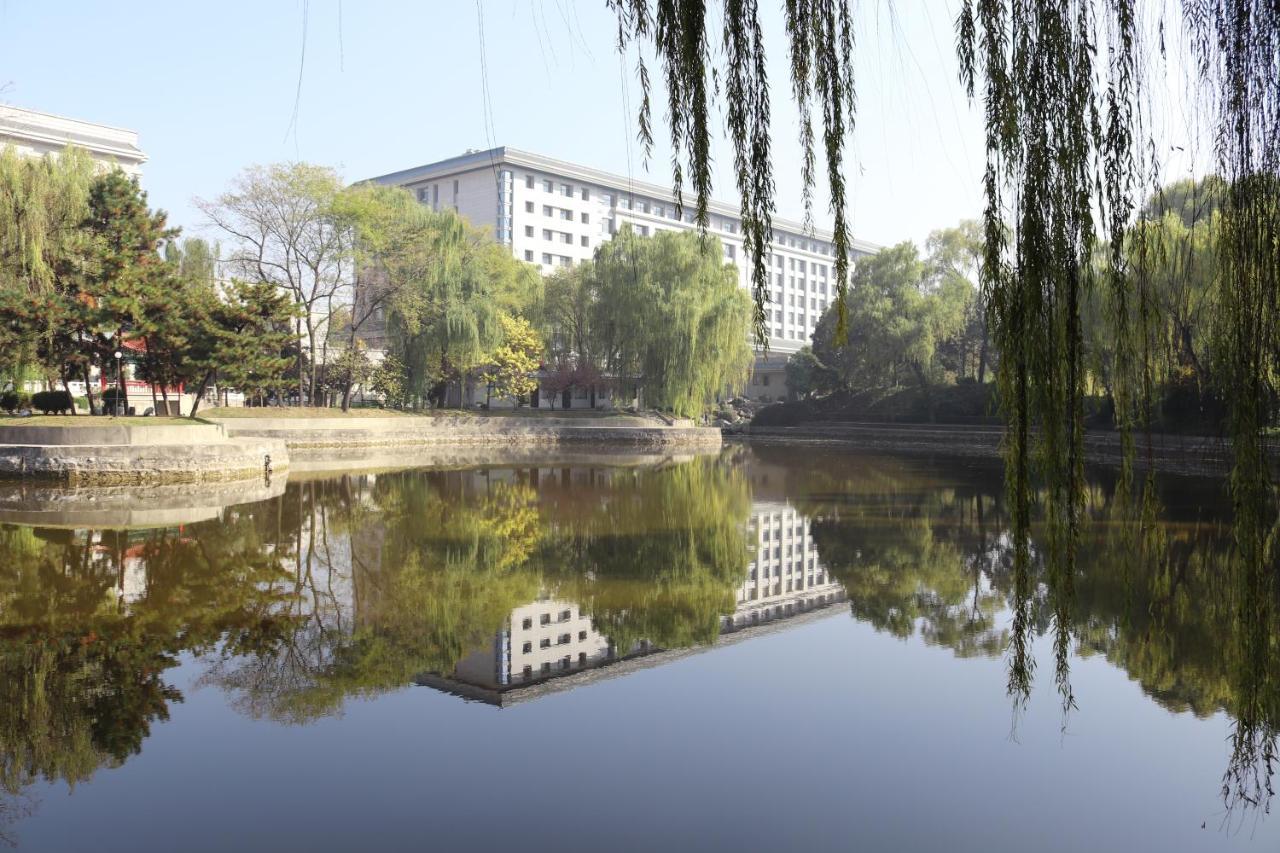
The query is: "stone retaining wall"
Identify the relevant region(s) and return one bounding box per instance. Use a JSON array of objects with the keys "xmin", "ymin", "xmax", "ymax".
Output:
[
  {"xmin": 207, "ymin": 416, "xmax": 721, "ymax": 452},
  {"xmin": 0, "ymin": 475, "xmax": 287, "ymax": 527},
  {"xmin": 0, "ymin": 416, "xmax": 717, "ymax": 485},
  {"xmin": 0, "ymin": 422, "xmax": 227, "ymax": 446},
  {"xmin": 741, "ymin": 422, "xmax": 1246, "ymax": 477},
  {"xmin": 0, "ymin": 437, "xmax": 287, "ymax": 485}
]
